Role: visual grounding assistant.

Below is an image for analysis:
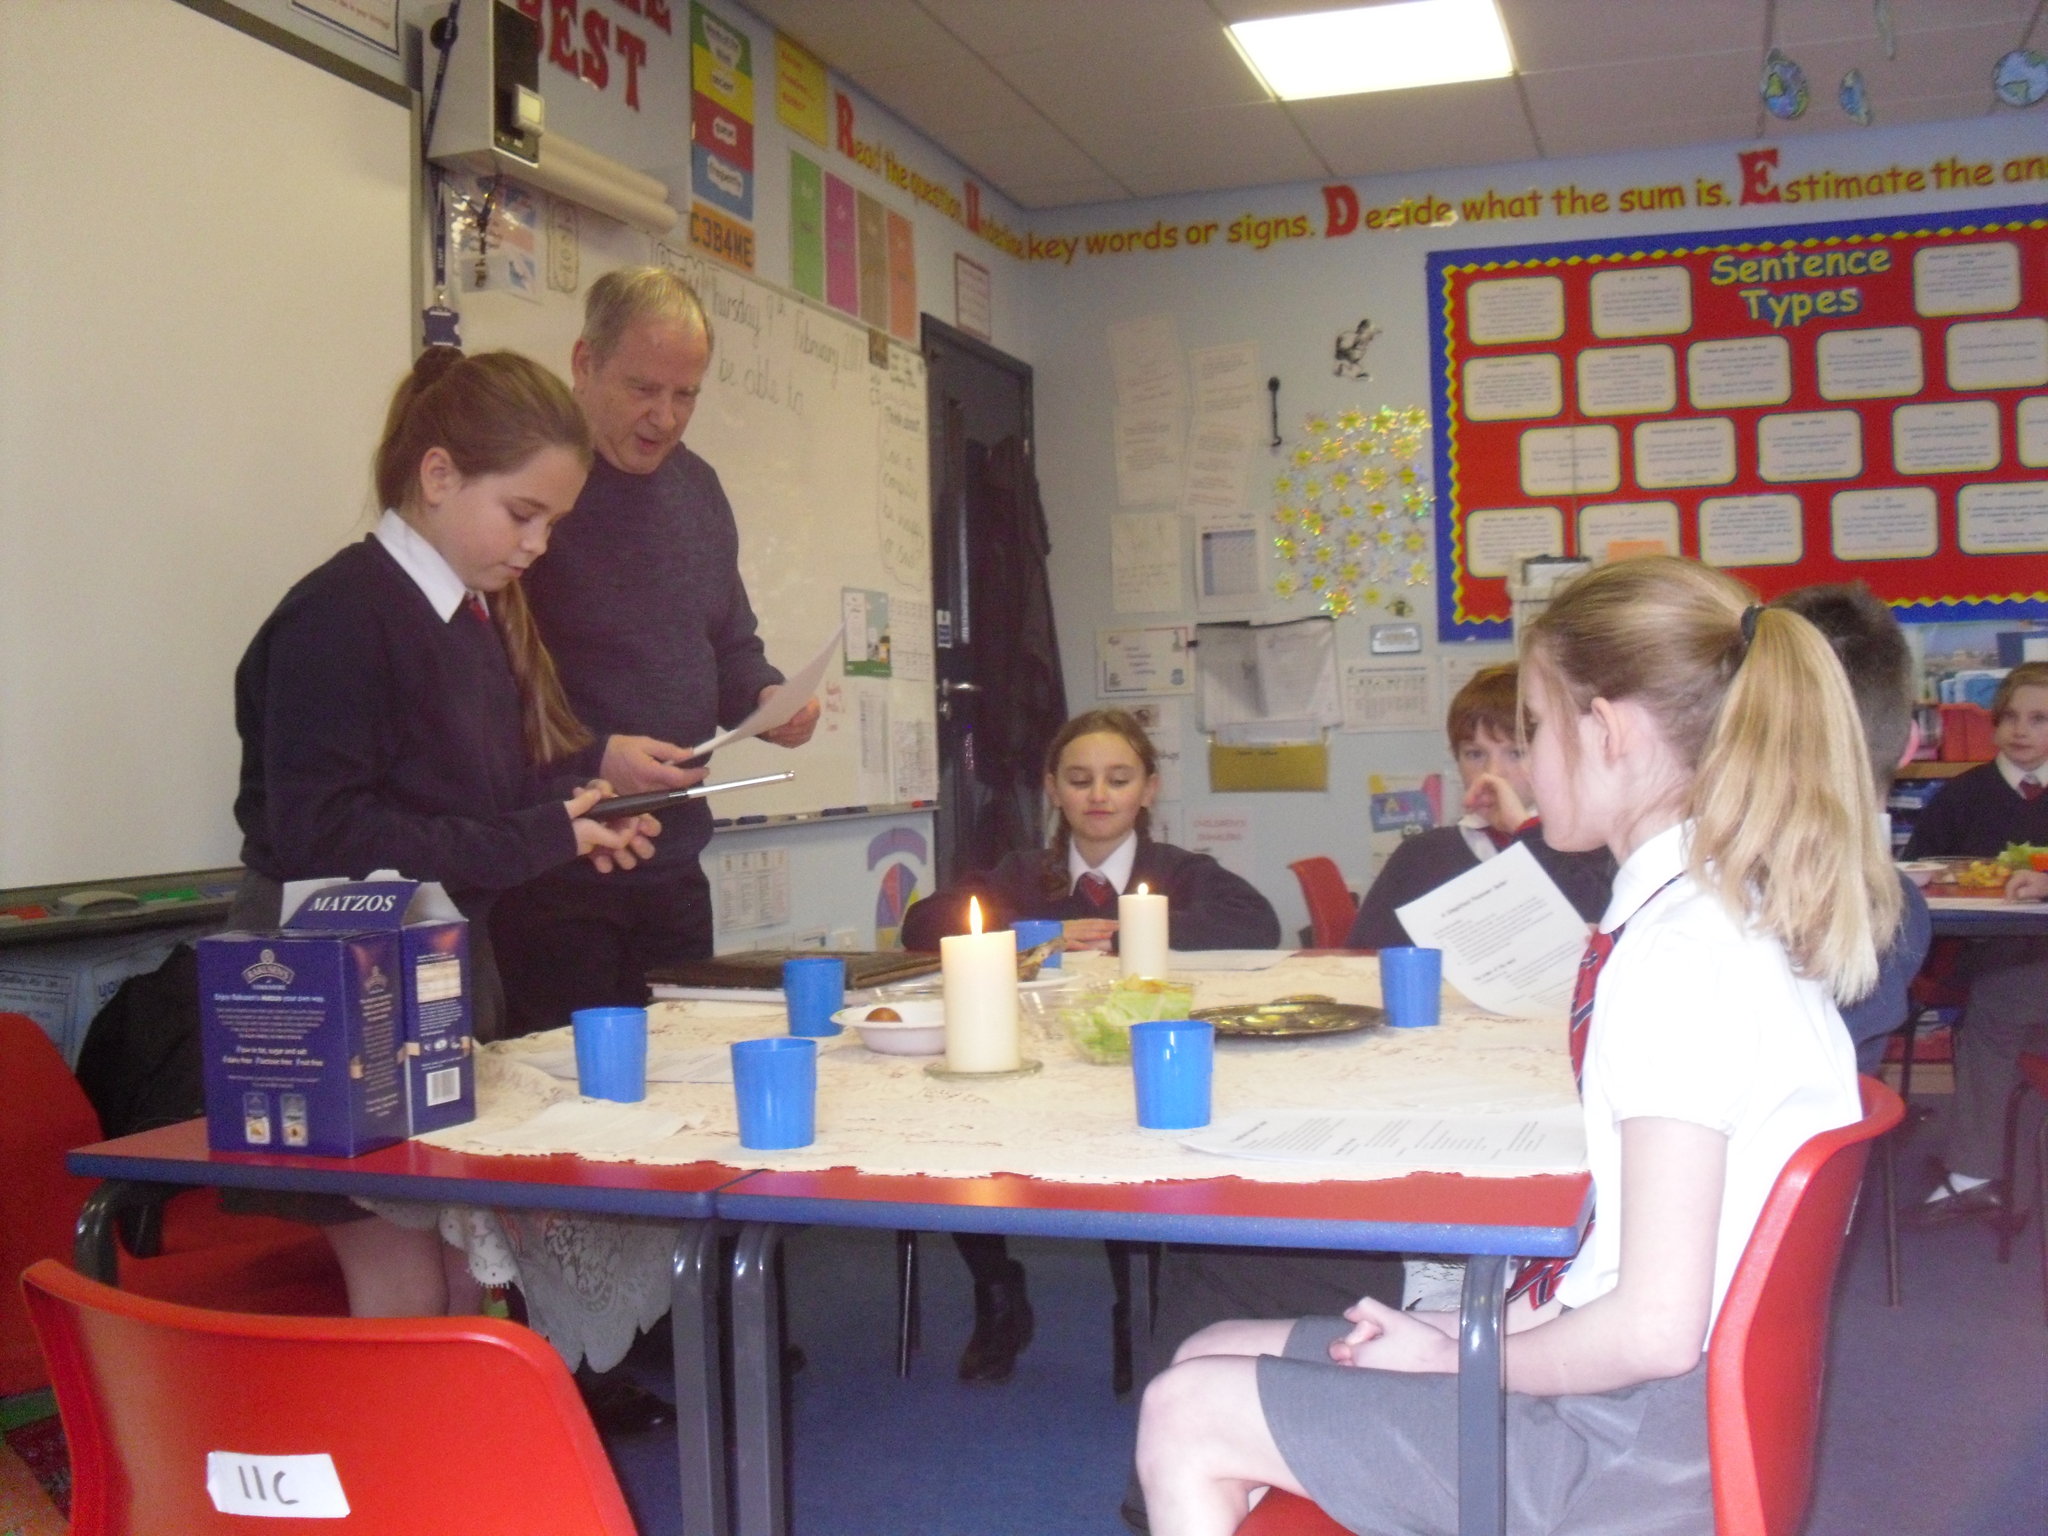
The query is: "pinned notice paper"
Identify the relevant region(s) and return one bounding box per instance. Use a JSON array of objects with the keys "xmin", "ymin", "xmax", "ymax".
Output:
[
  {"xmin": 692, "ymin": 624, "xmax": 843, "ymax": 756},
  {"xmin": 1395, "ymin": 842, "xmax": 1586, "ymax": 1017}
]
